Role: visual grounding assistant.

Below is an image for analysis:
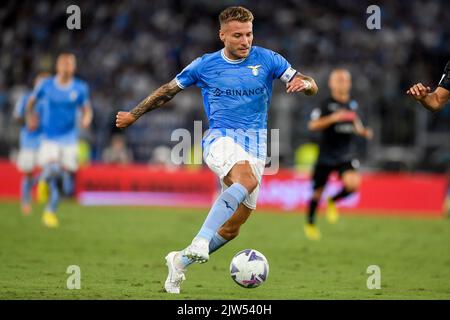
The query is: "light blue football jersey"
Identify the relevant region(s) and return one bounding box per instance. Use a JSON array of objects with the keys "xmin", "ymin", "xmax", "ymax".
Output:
[
  {"xmin": 14, "ymin": 91, "xmax": 46, "ymax": 150},
  {"xmin": 175, "ymin": 46, "xmax": 293, "ymax": 160},
  {"xmin": 31, "ymin": 76, "xmax": 90, "ymax": 144}
]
